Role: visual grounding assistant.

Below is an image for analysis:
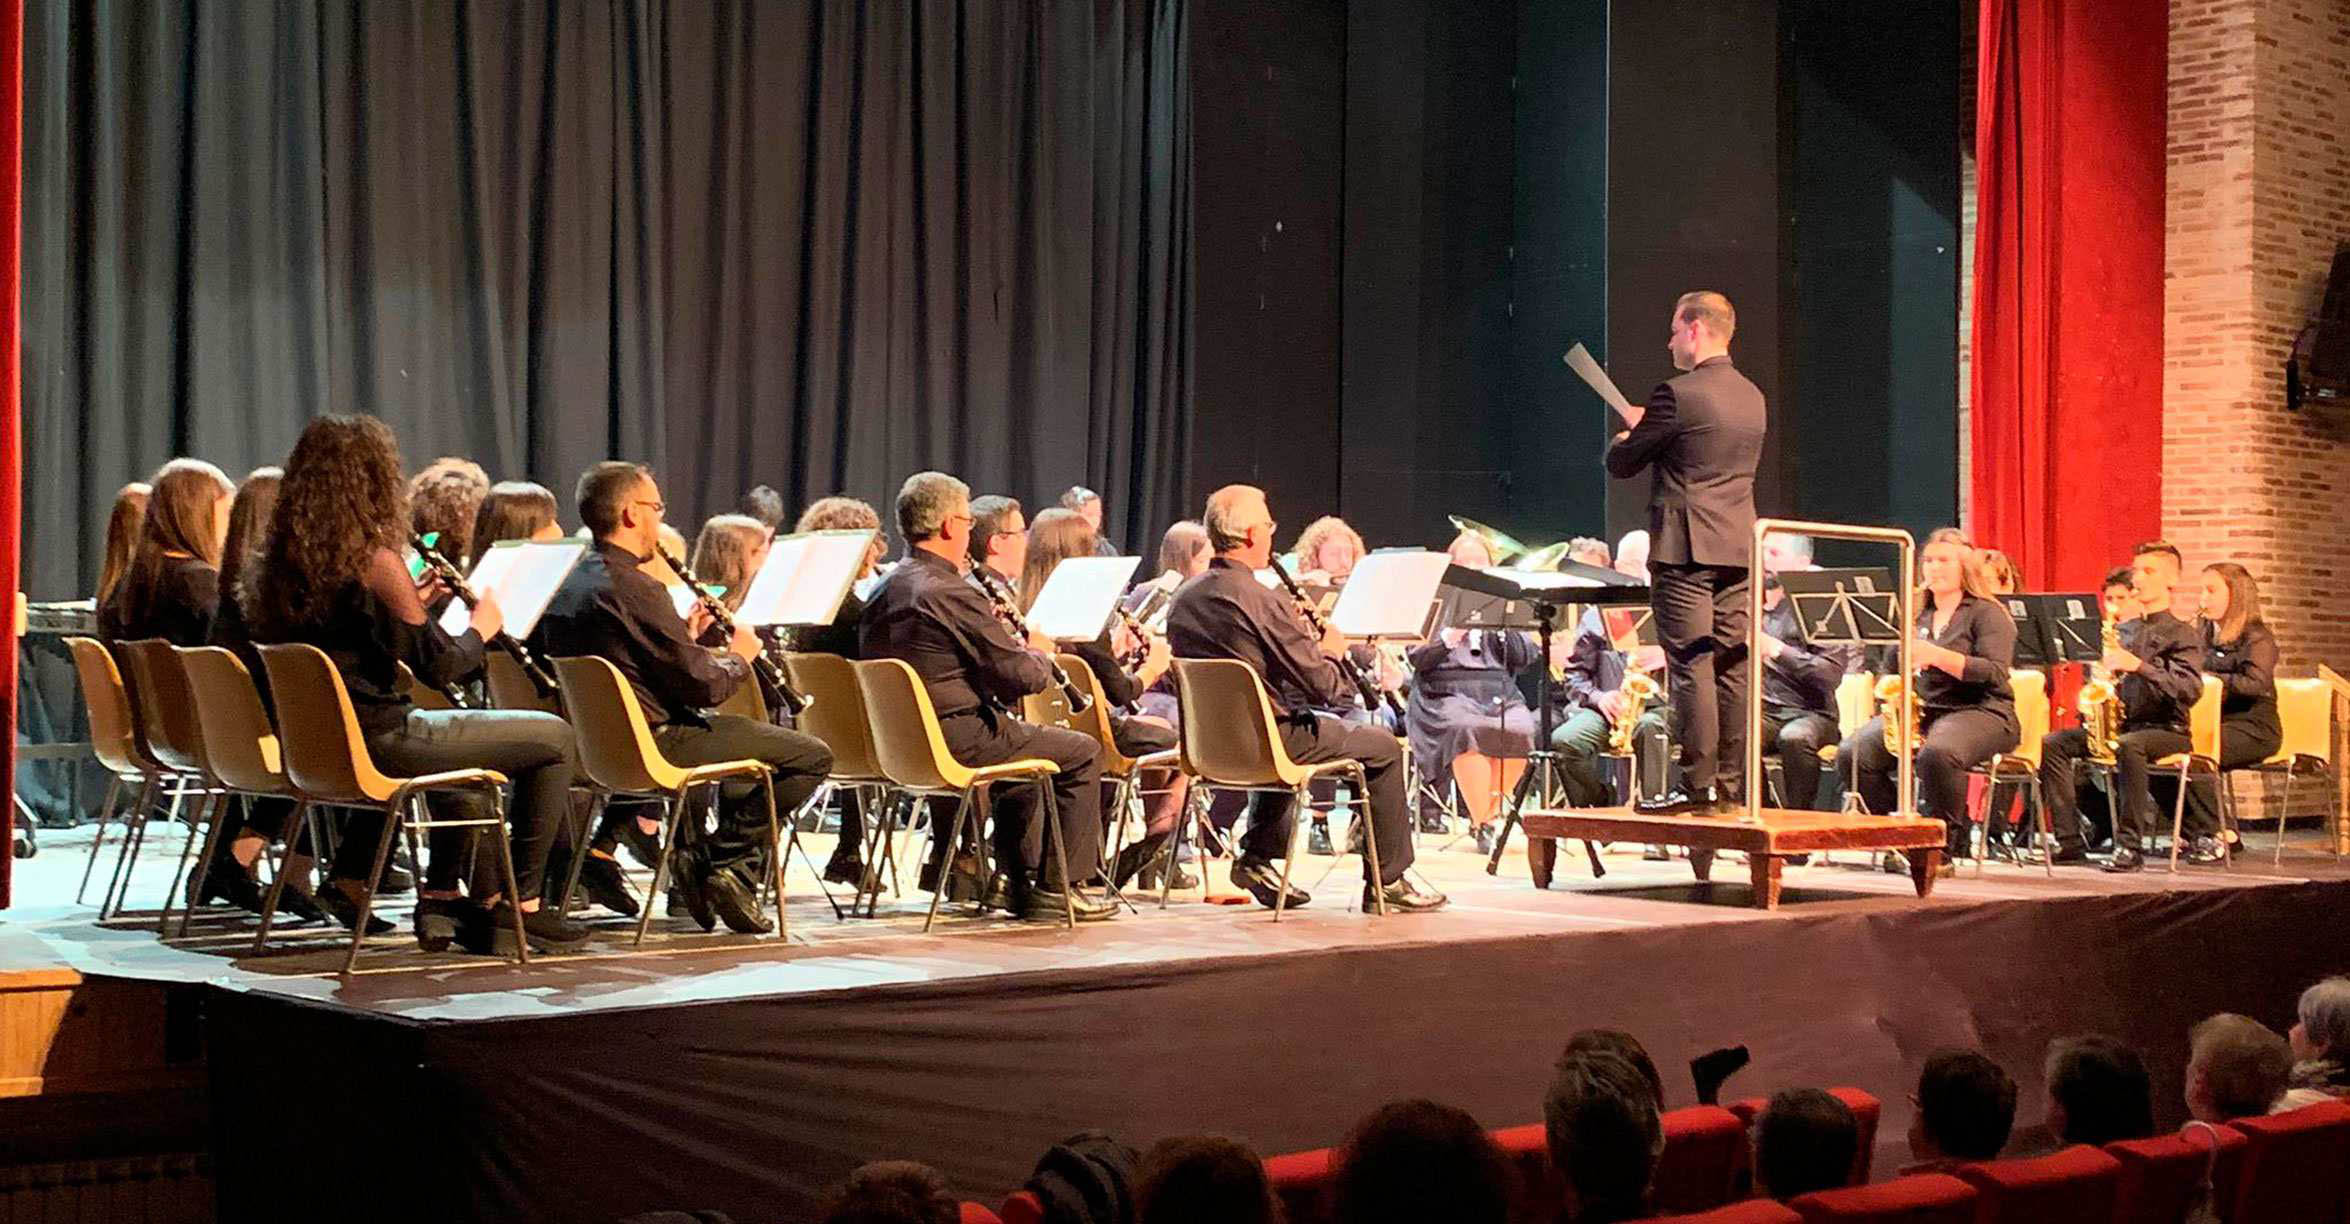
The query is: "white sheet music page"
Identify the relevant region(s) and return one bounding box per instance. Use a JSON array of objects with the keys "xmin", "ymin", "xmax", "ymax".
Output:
[
  {"xmin": 1027, "ymin": 556, "xmax": 1143, "ymax": 641},
  {"xmin": 1330, "ymin": 550, "xmax": 1452, "ymax": 638},
  {"xmin": 438, "ymin": 539, "xmax": 588, "ymax": 640},
  {"xmin": 735, "ymin": 529, "xmax": 878, "ymax": 627}
]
